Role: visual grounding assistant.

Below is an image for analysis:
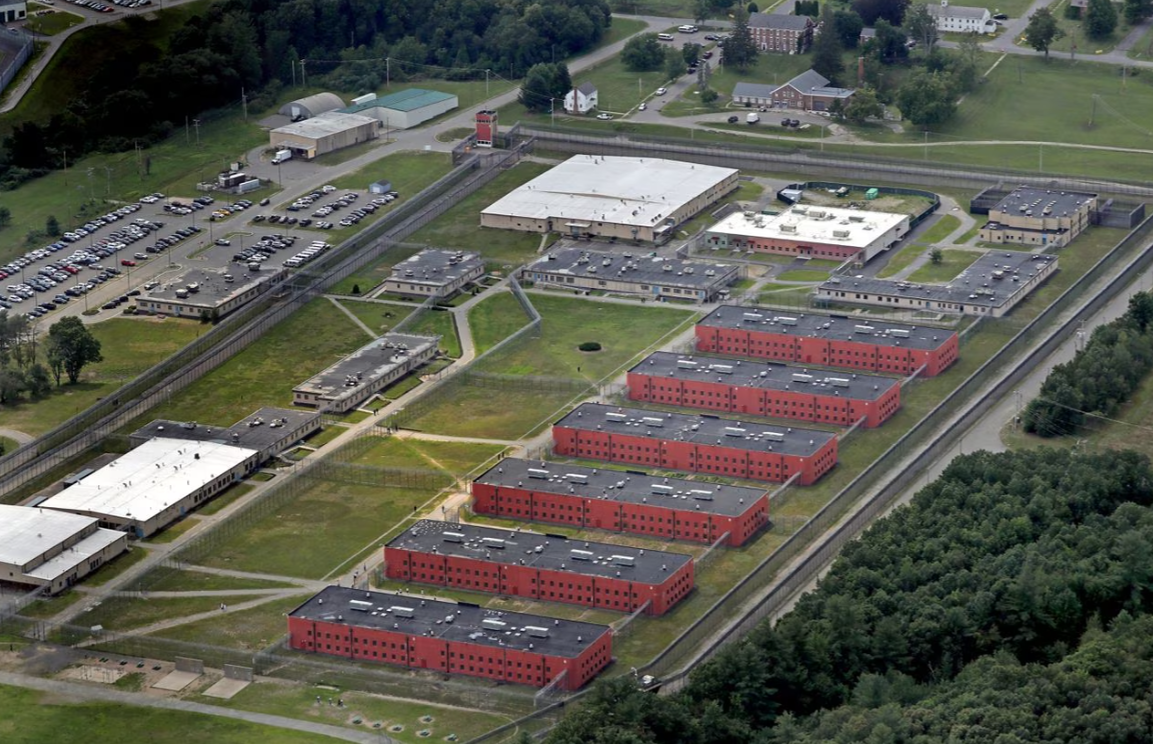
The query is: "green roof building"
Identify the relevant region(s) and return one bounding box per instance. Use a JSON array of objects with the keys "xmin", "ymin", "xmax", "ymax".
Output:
[{"xmin": 339, "ymin": 88, "xmax": 459, "ymax": 129}]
